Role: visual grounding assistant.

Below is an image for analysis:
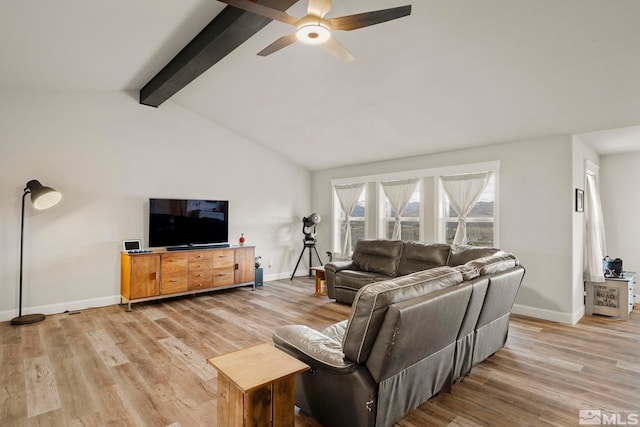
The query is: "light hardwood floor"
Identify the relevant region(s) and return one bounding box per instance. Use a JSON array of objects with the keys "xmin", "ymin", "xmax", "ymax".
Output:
[{"xmin": 1, "ymin": 278, "xmax": 639, "ymax": 426}]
